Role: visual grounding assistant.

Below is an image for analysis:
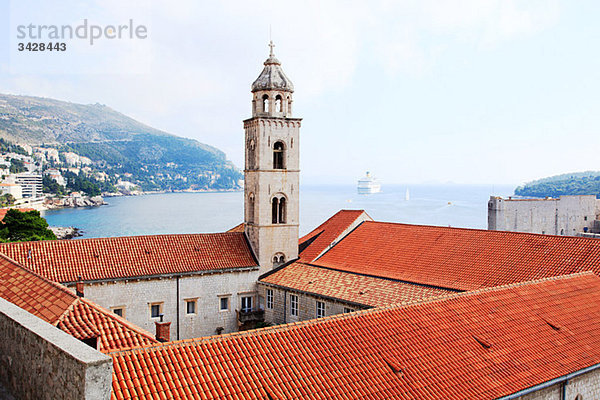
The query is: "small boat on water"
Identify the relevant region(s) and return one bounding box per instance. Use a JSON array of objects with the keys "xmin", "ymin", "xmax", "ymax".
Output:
[
  {"xmin": 405, "ymin": 188, "xmax": 410, "ymax": 201},
  {"xmin": 357, "ymin": 172, "xmax": 381, "ymax": 194}
]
